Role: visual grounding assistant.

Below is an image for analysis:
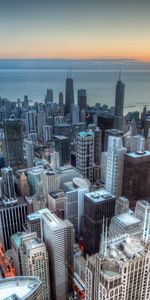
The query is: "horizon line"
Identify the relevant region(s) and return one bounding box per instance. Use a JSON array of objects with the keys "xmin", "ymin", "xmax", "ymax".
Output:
[{"xmin": 0, "ymin": 57, "xmax": 150, "ymax": 63}]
